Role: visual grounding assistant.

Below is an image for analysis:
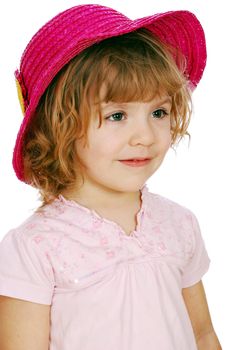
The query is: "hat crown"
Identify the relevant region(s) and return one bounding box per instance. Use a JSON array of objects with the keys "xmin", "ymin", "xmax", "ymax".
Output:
[{"xmin": 20, "ymin": 4, "xmax": 132, "ymax": 110}]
